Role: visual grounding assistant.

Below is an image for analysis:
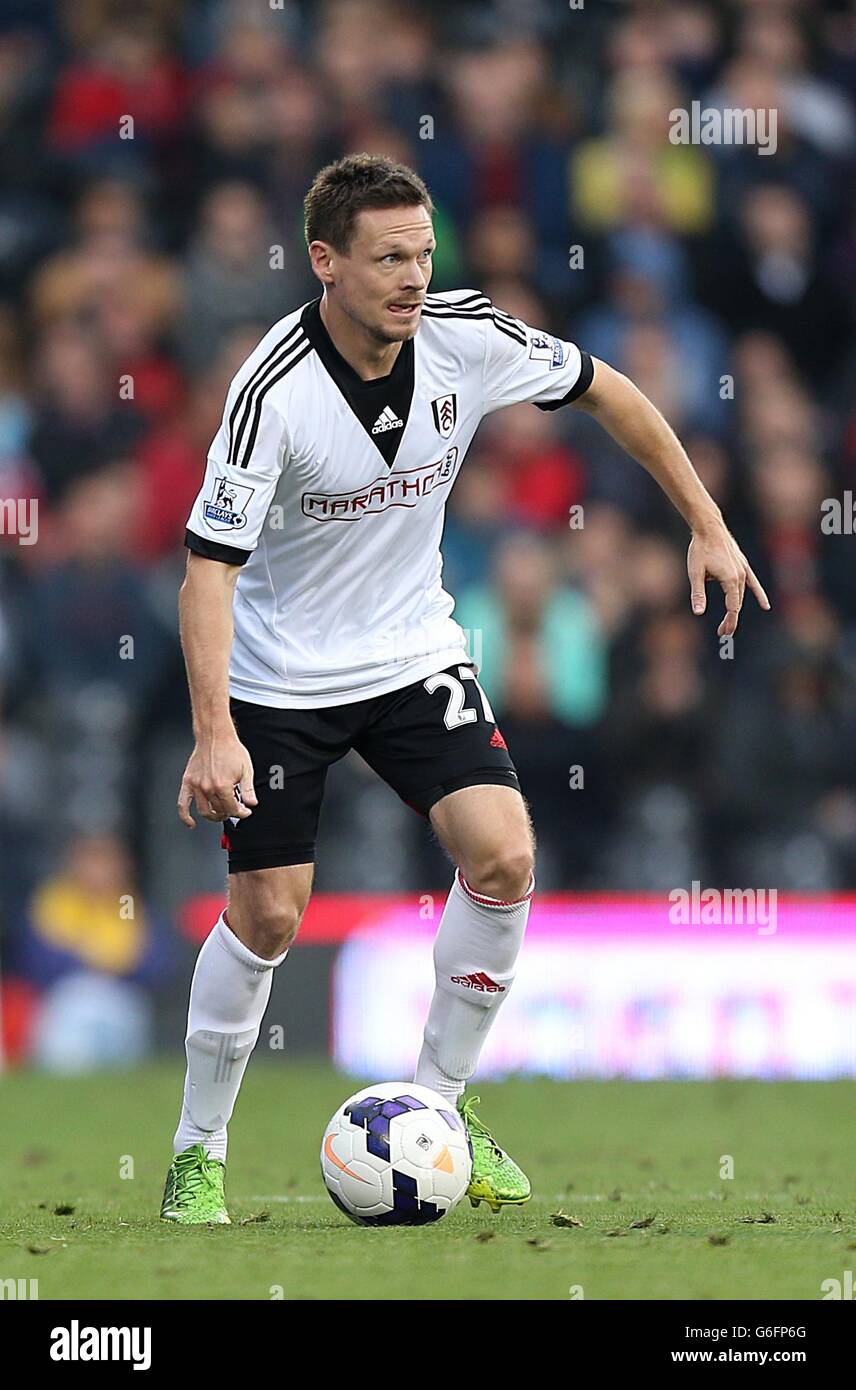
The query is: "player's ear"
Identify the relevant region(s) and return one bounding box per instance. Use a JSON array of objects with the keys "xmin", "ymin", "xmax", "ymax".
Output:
[{"xmin": 308, "ymin": 240, "xmax": 336, "ymax": 286}]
